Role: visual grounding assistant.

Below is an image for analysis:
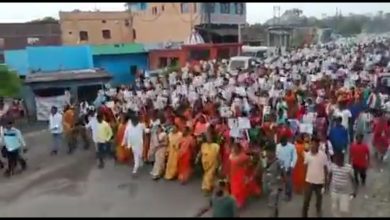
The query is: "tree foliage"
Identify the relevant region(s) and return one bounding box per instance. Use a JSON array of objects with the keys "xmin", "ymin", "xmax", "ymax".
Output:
[
  {"xmin": 28, "ymin": 16, "xmax": 58, "ymax": 23},
  {"xmin": 264, "ymin": 8, "xmax": 390, "ymax": 37},
  {"xmin": 0, "ymin": 65, "xmax": 22, "ymax": 98}
]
